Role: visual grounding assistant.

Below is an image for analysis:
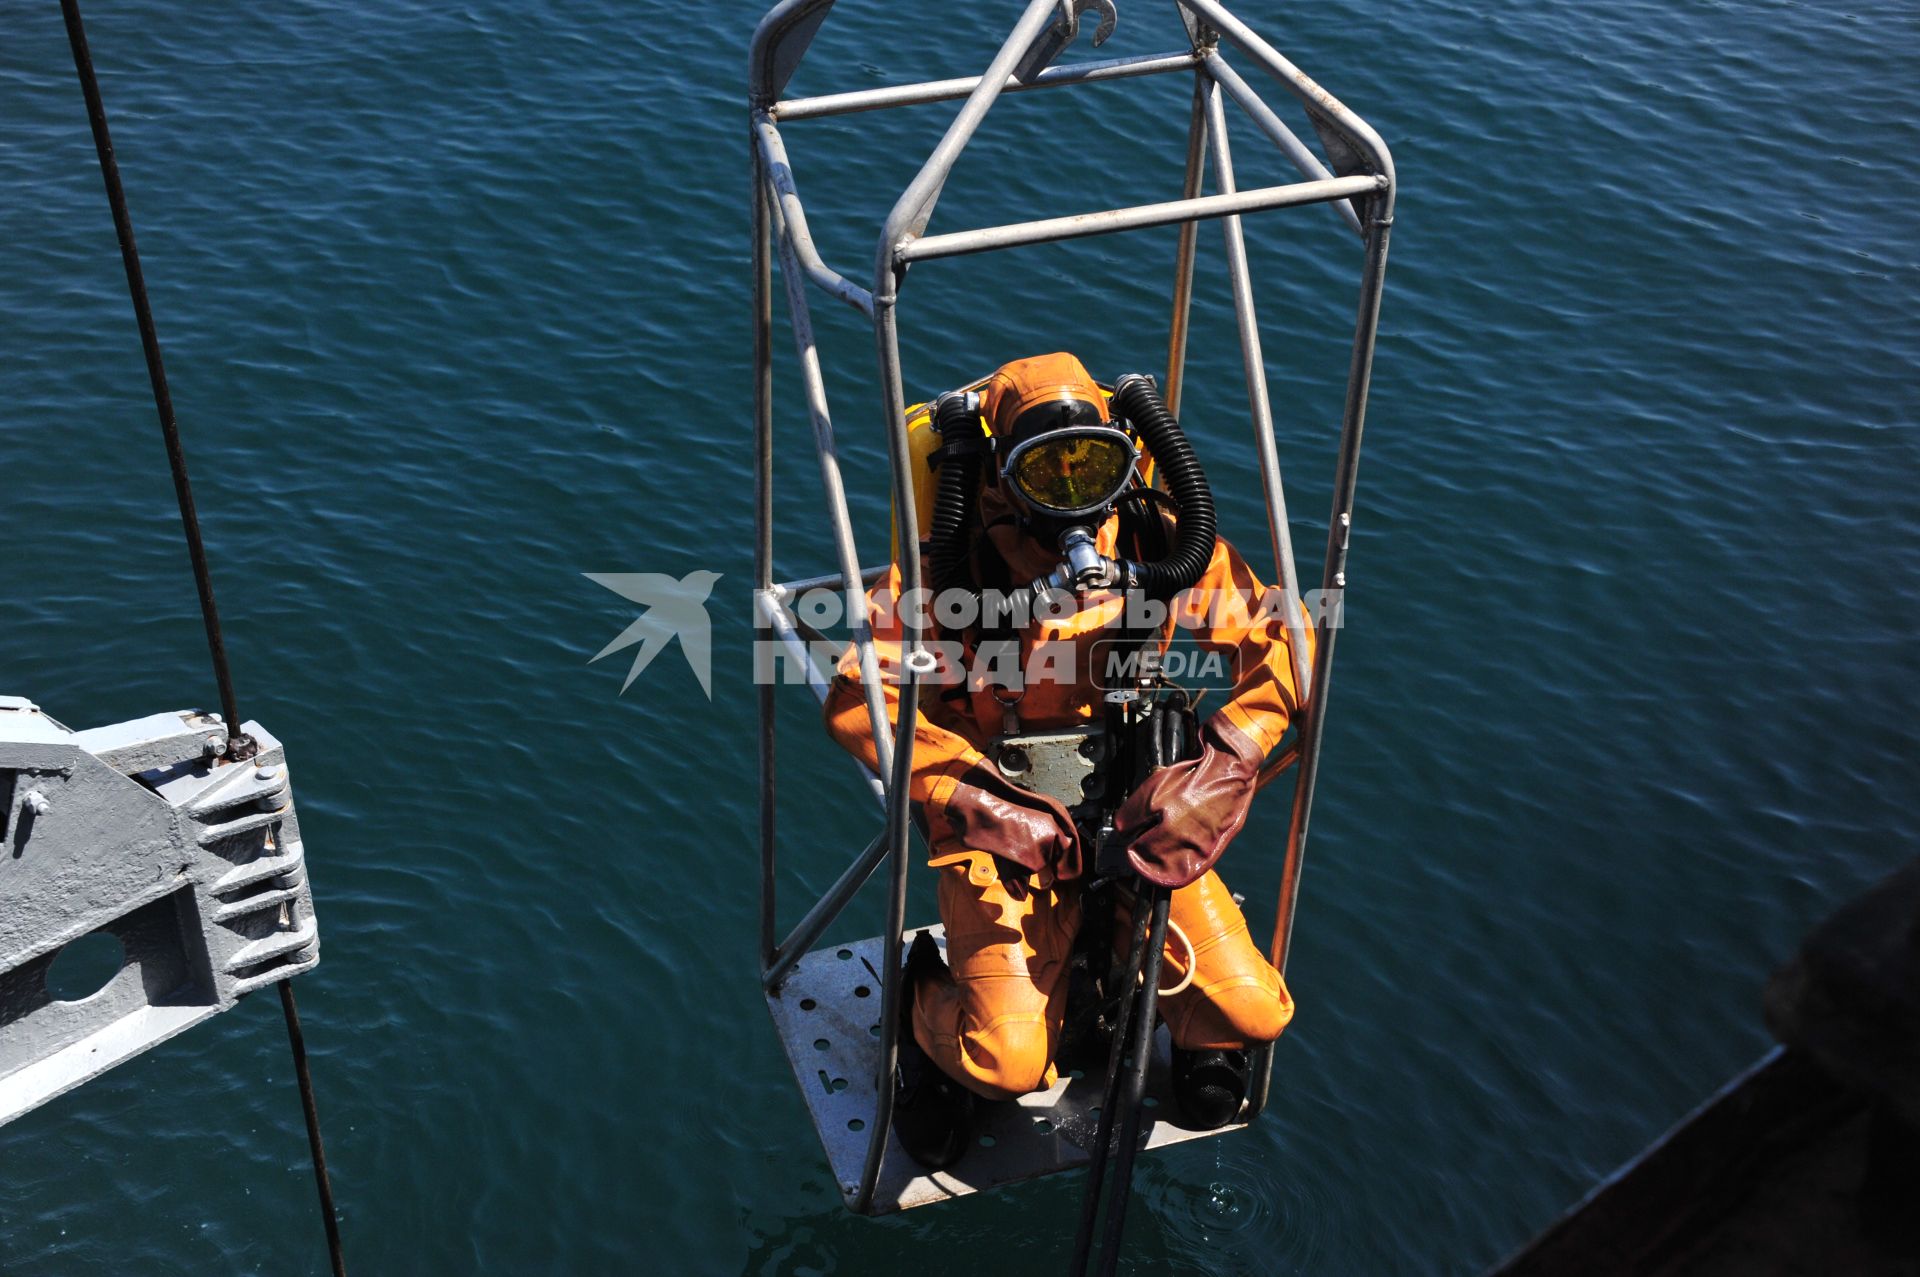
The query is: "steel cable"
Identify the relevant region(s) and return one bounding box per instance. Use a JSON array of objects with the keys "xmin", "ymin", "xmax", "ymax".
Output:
[{"xmin": 58, "ymin": 5, "xmax": 345, "ymax": 1272}]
